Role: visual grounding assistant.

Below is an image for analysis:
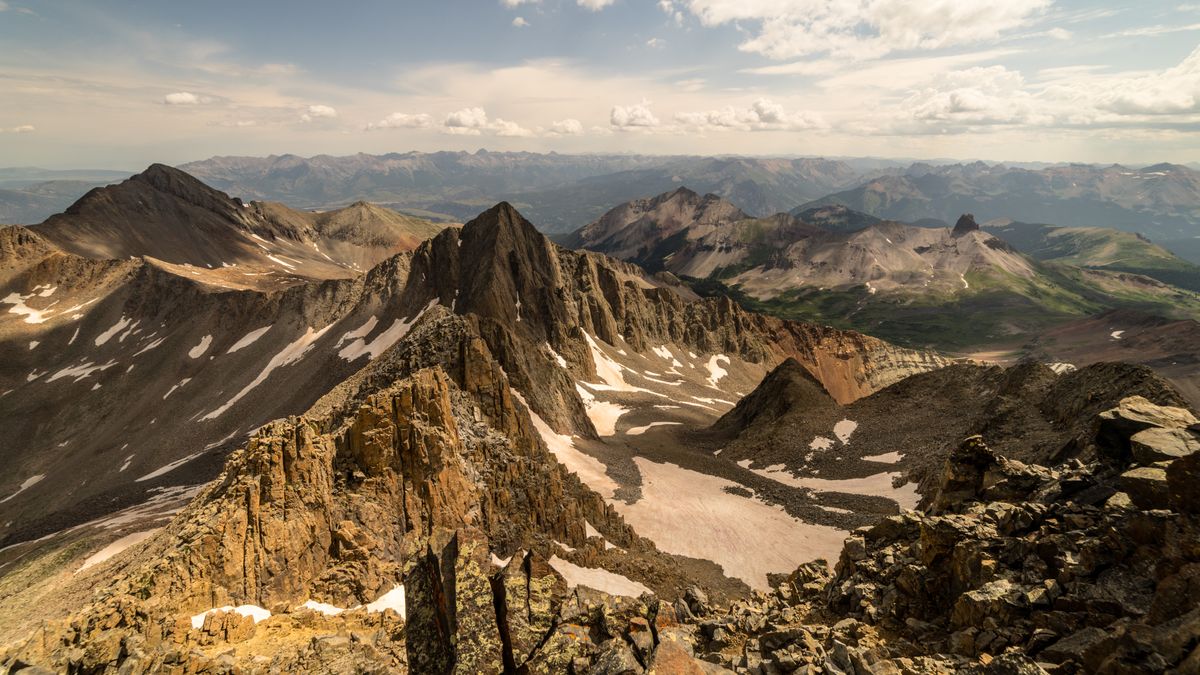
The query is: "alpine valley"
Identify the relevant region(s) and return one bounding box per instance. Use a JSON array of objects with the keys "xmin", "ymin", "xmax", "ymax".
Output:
[{"xmin": 1, "ymin": 162, "xmax": 1199, "ymax": 675}]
